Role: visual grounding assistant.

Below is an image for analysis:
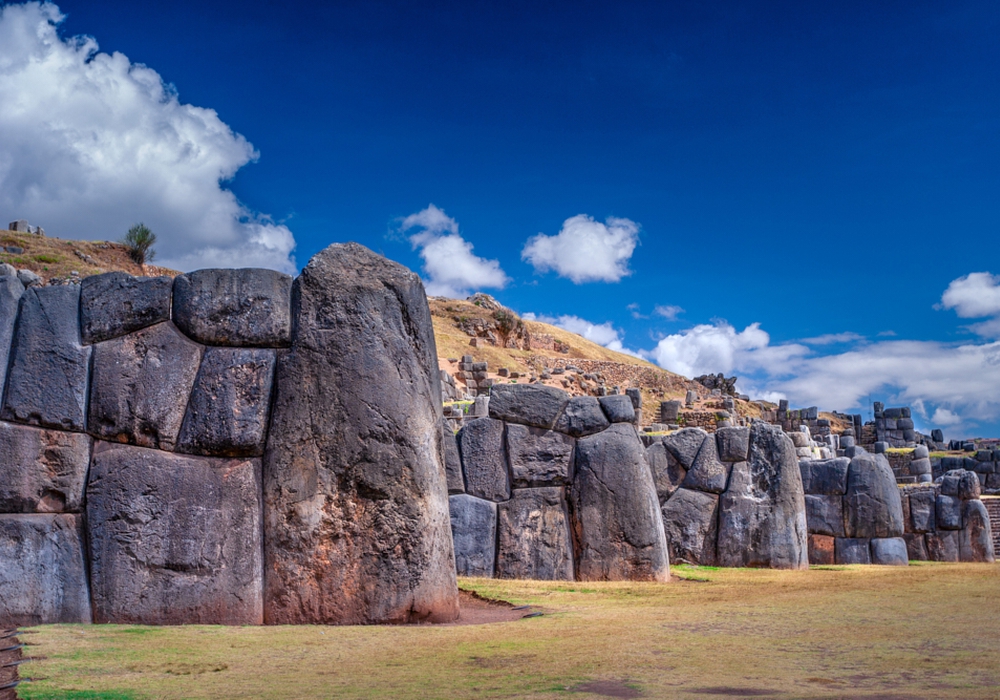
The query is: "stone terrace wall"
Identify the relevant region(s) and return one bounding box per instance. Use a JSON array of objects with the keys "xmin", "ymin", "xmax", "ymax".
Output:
[
  {"xmin": 899, "ymin": 473, "xmax": 995, "ymax": 563},
  {"xmin": 0, "ymin": 243, "xmax": 459, "ymax": 626}
]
